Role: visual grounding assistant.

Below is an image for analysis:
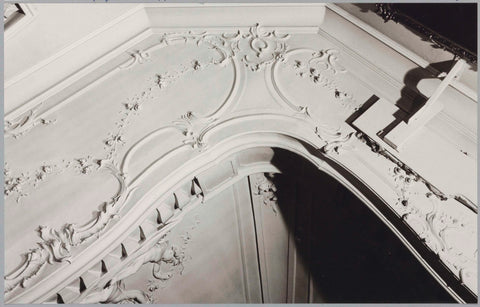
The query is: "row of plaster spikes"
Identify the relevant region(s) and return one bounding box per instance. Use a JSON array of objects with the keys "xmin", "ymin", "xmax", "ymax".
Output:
[
  {"xmin": 56, "ymin": 277, "xmax": 87, "ymax": 303},
  {"xmin": 52, "ymin": 177, "xmax": 204, "ymax": 304}
]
